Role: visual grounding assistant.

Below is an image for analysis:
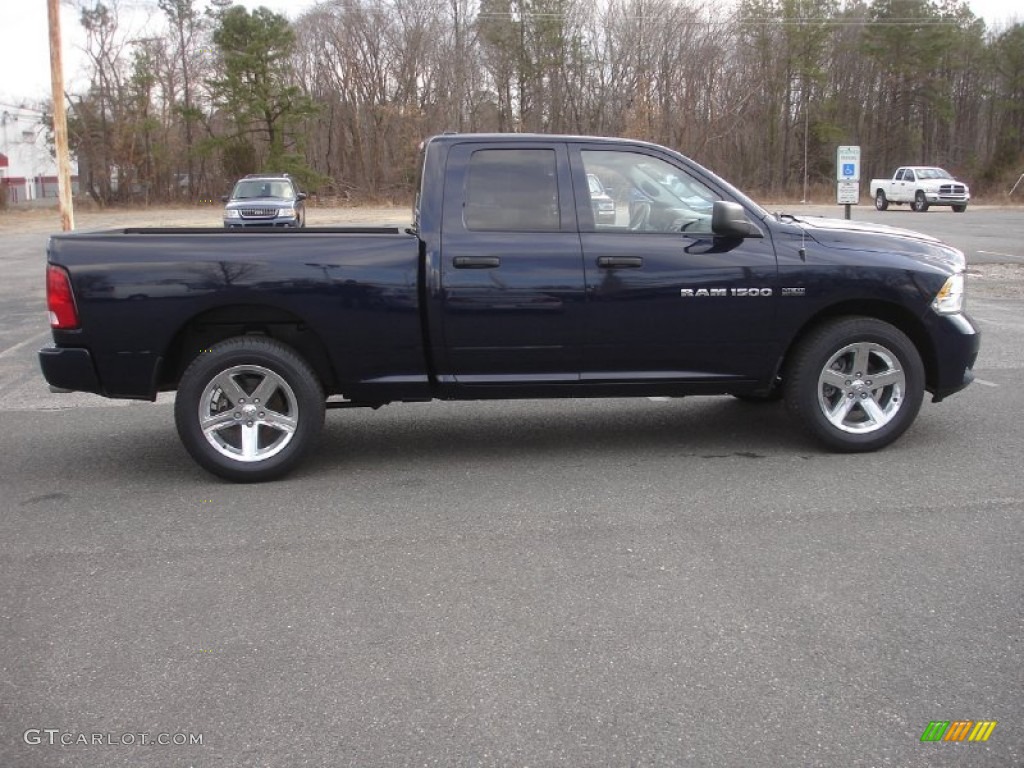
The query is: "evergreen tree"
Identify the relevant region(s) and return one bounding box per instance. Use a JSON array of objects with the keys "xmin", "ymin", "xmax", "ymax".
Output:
[{"xmin": 207, "ymin": 6, "xmax": 320, "ymax": 182}]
